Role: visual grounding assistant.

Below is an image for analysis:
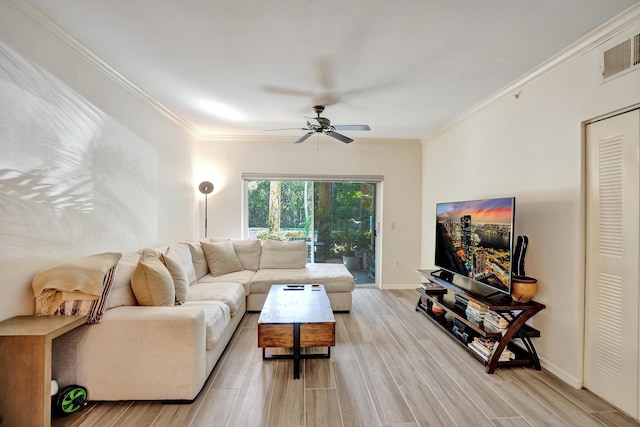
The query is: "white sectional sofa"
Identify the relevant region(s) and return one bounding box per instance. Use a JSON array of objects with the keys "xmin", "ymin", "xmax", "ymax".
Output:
[{"xmin": 50, "ymin": 238, "xmax": 355, "ymax": 401}]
